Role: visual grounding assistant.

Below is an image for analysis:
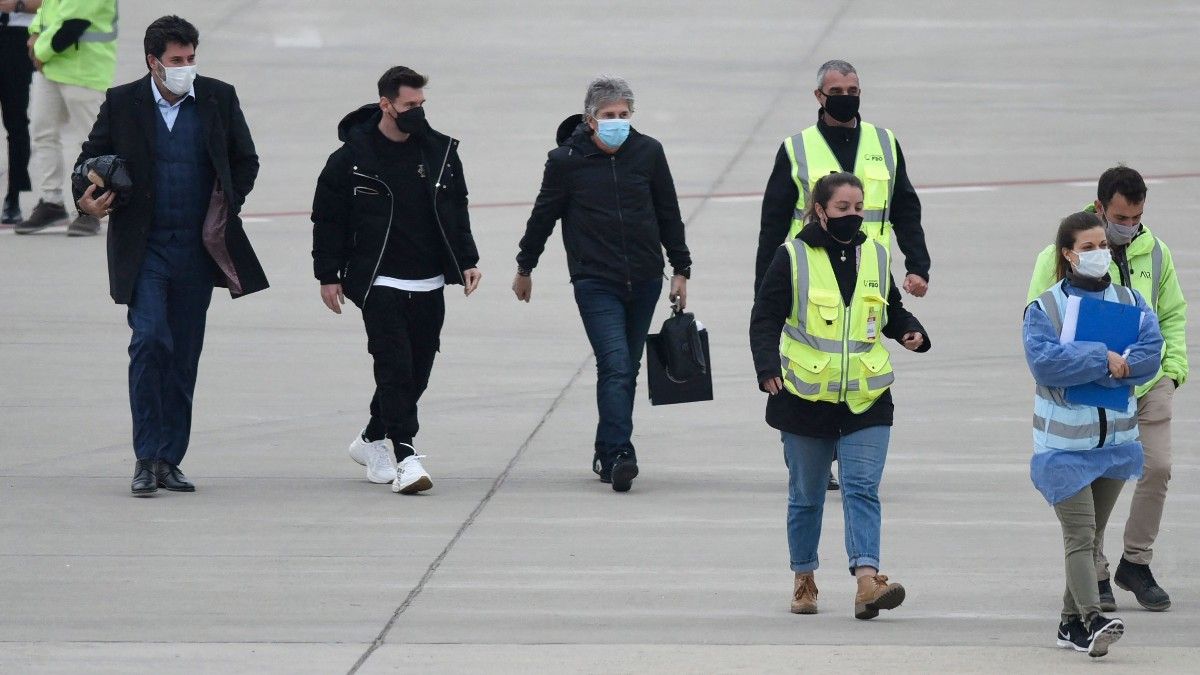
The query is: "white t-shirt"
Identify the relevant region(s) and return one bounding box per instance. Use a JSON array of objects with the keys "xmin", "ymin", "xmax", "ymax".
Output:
[
  {"xmin": 5, "ymin": 12, "xmax": 34, "ymax": 28},
  {"xmin": 373, "ymin": 275, "xmax": 445, "ymax": 292}
]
